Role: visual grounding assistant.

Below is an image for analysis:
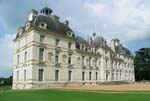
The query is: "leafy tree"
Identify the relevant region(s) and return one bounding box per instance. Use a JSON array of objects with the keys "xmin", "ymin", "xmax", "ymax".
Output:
[{"xmin": 134, "ymin": 48, "xmax": 150, "ymax": 81}]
